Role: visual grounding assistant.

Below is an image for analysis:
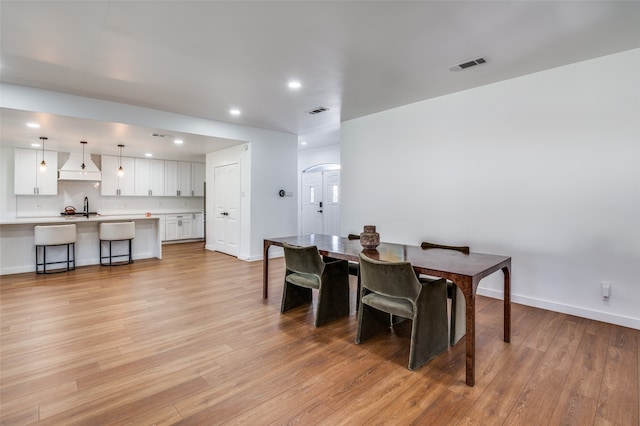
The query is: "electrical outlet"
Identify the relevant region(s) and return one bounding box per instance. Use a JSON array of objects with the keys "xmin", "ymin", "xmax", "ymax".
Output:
[{"xmin": 601, "ymin": 281, "xmax": 612, "ymax": 301}]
